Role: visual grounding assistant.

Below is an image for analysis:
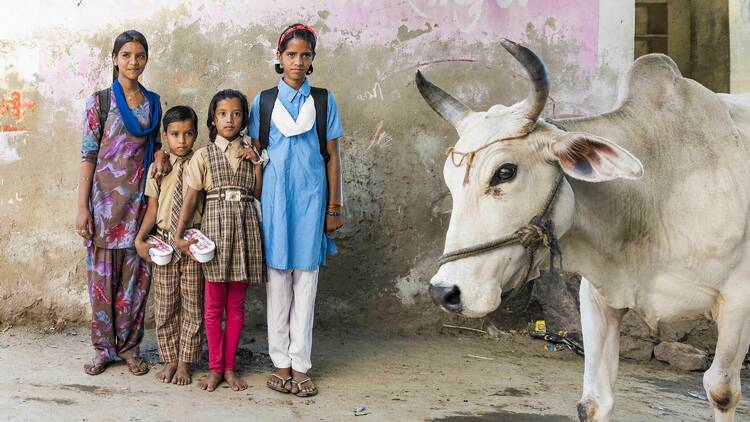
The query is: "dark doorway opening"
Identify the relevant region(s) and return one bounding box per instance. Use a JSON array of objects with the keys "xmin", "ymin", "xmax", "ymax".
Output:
[{"xmin": 635, "ymin": 0, "xmax": 730, "ymax": 93}]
